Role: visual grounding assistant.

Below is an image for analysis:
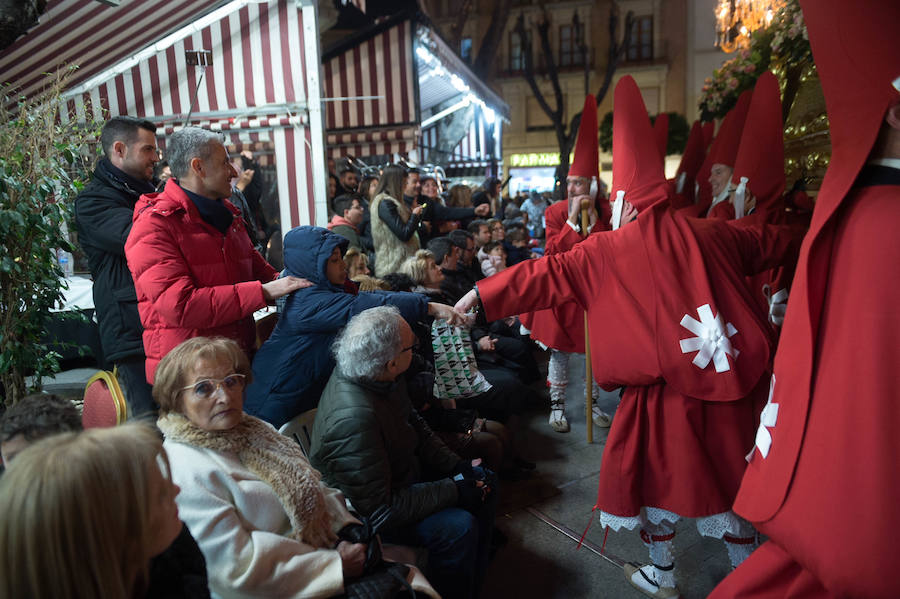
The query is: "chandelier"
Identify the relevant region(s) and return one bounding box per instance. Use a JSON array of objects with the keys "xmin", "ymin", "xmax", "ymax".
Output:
[{"xmin": 715, "ymin": 0, "xmax": 783, "ymax": 53}]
